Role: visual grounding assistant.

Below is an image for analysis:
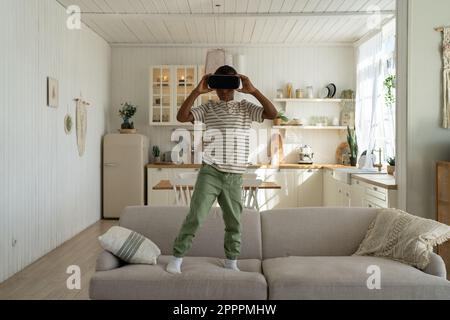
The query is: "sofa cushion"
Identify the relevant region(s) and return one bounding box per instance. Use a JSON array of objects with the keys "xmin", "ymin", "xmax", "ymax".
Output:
[
  {"xmin": 262, "ymin": 256, "xmax": 450, "ymax": 300},
  {"xmin": 261, "ymin": 208, "xmax": 378, "ymax": 259},
  {"xmin": 90, "ymin": 255, "xmax": 267, "ymax": 300},
  {"xmin": 120, "ymin": 206, "xmax": 262, "ymax": 260}
]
